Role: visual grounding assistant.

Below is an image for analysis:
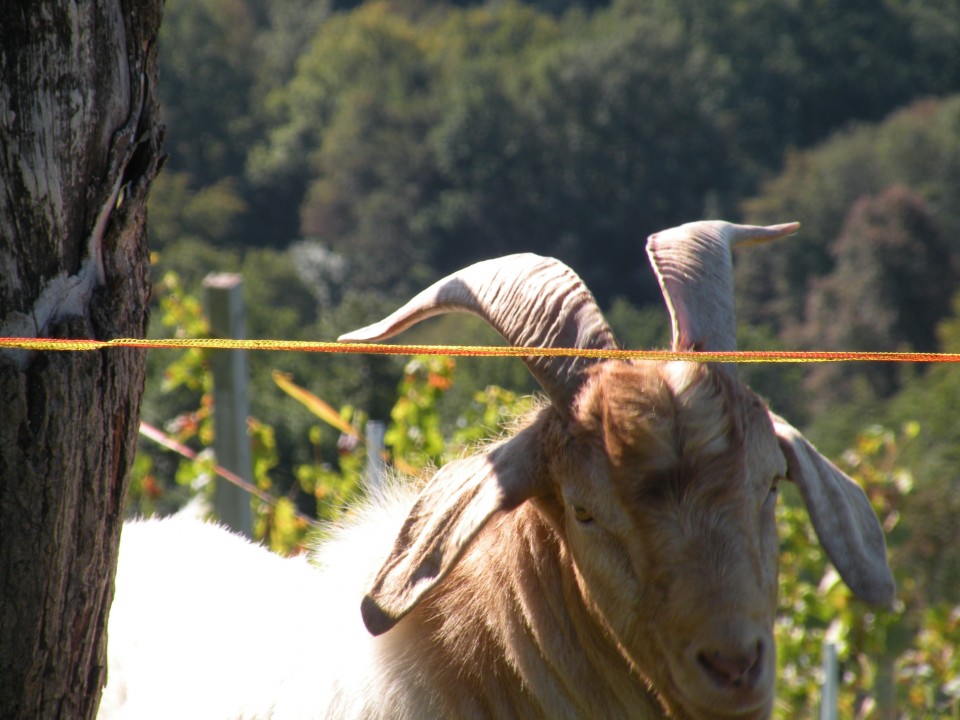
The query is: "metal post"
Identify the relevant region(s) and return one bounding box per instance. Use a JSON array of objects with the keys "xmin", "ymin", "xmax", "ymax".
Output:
[
  {"xmin": 204, "ymin": 273, "xmax": 253, "ymax": 537},
  {"xmin": 820, "ymin": 642, "xmax": 839, "ymax": 720},
  {"xmin": 366, "ymin": 420, "xmax": 386, "ymax": 492}
]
